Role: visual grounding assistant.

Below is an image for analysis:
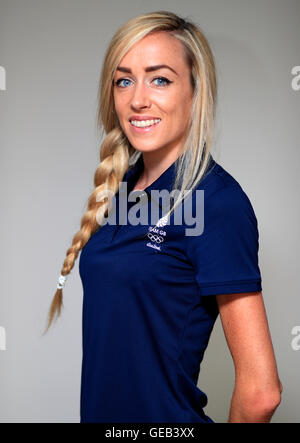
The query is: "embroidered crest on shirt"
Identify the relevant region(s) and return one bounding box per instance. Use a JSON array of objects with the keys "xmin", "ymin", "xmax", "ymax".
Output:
[{"xmin": 146, "ymin": 215, "xmax": 169, "ymax": 251}]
